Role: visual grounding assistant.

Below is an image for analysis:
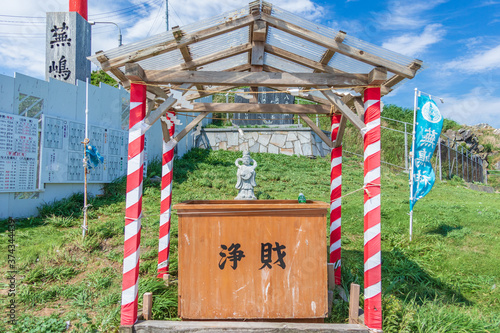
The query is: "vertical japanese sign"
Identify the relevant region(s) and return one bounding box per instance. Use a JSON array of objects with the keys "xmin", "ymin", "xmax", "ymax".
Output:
[
  {"xmin": 410, "ymin": 94, "xmax": 443, "ymax": 210},
  {"xmin": 46, "ymin": 12, "xmax": 91, "ymax": 84}
]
